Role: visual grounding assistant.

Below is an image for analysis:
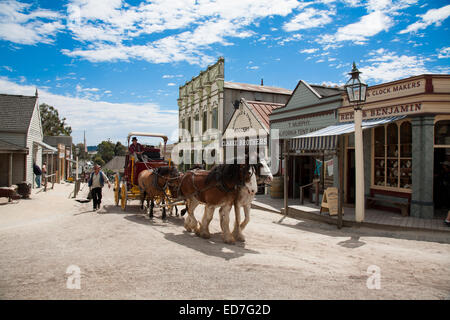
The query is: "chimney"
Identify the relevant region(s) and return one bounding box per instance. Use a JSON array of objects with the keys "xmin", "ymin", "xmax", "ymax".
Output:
[
  {"xmin": 260, "ymin": 78, "xmax": 264, "ymax": 86},
  {"xmin": 35, "ymin": 88, "xmax": 38, "ymax": 97}
]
